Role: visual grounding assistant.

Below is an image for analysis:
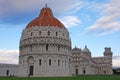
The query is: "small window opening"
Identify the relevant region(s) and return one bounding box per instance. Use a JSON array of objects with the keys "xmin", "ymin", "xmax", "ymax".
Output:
[
  {"xmin": 56, "ymin": 32, "xmax": 58, "ymax": 36},
  {"xmin": 46, "ymin": 44, "xmax": 48, "ymax": 50},
  {"xmin": 58, "ymin": 59, "xmax": 60, "ymax": 66},
  {"xmin": 39, "ymin": 59, "xmax": 41, "ymax": 66},
  {"xmin": 49, "ymin": 59, "xmax": 51, "ymax": 66},
  {"xmin": 47, "ymin": 31, "xmax": 50, "ymax": 36}
]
